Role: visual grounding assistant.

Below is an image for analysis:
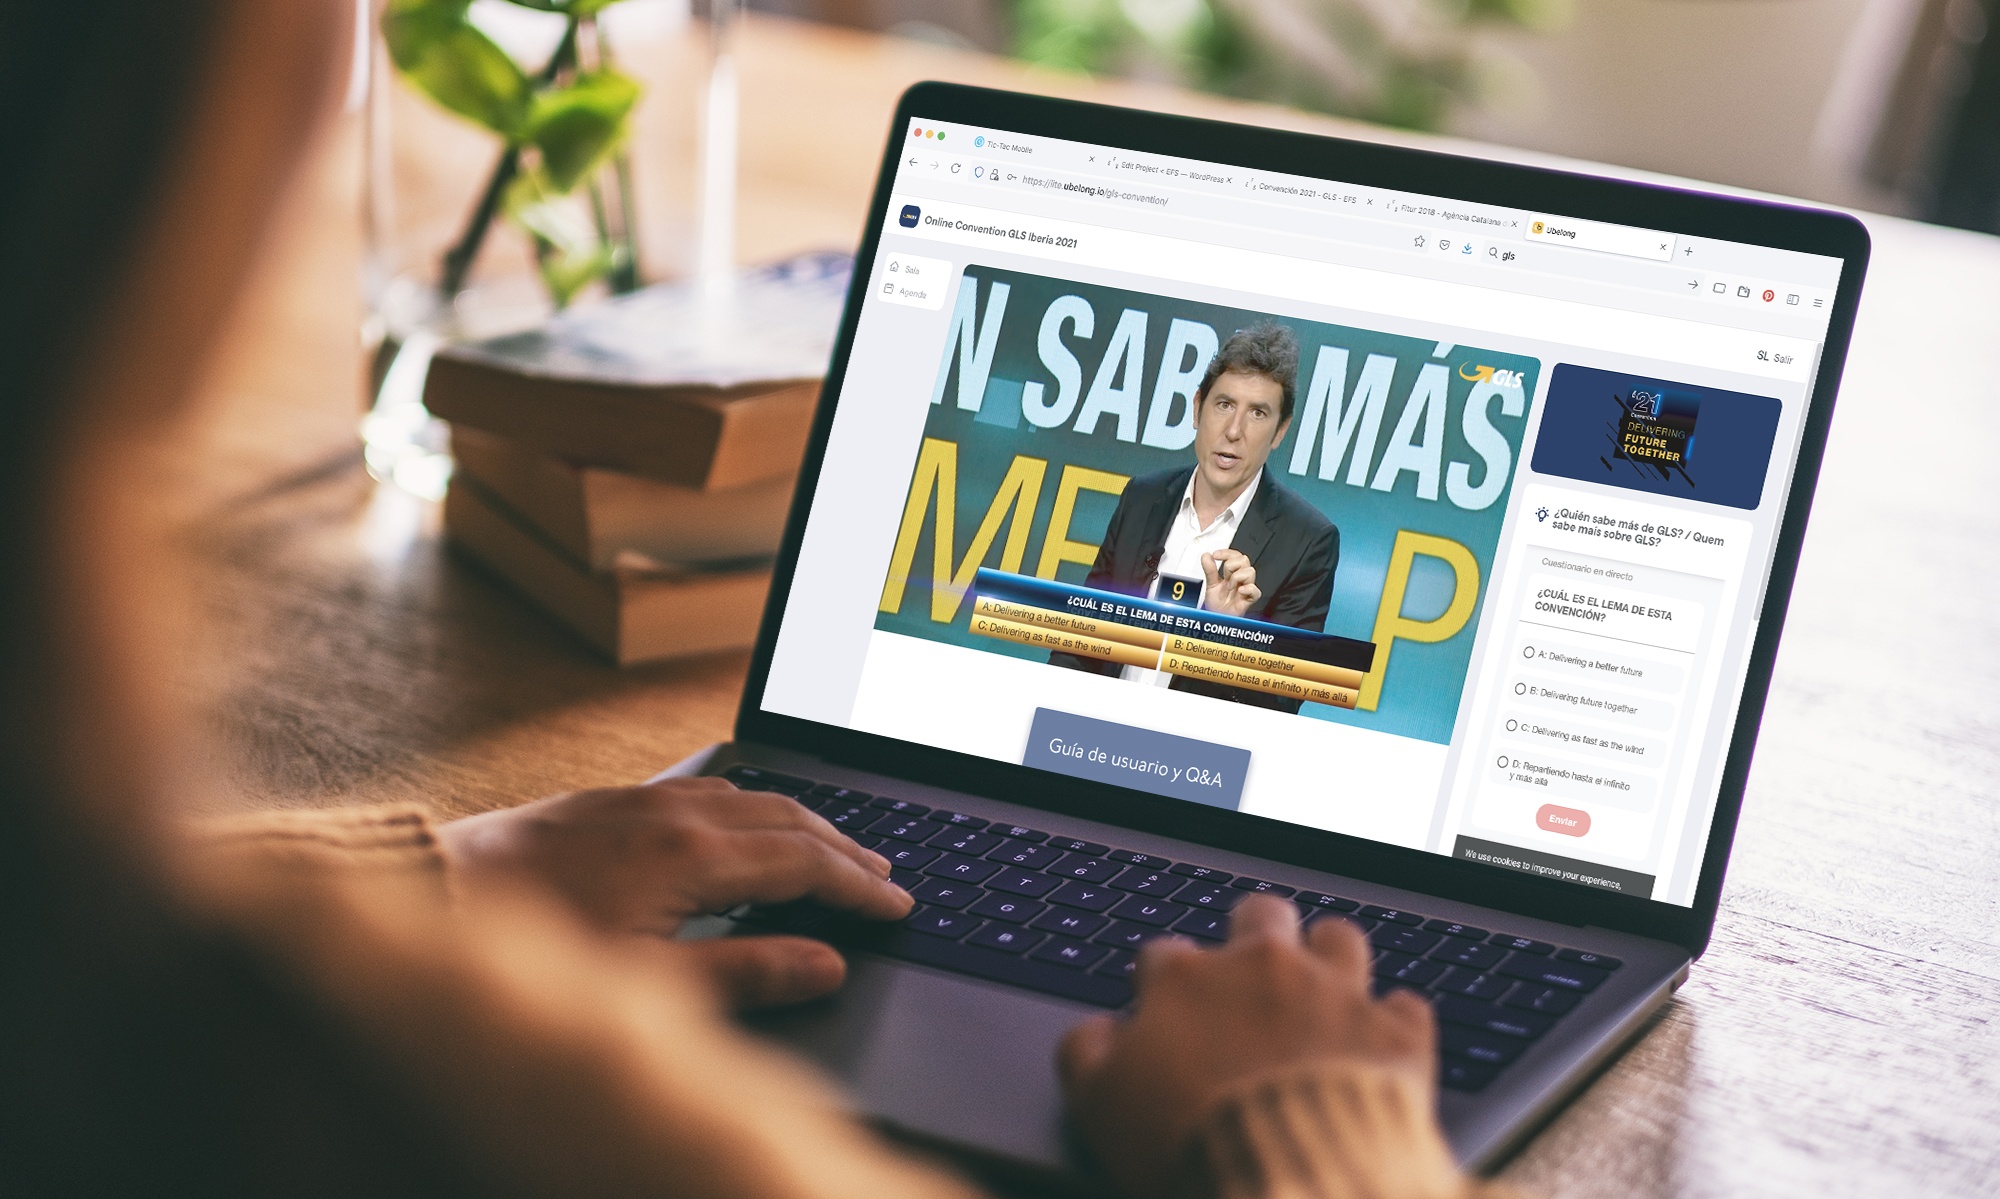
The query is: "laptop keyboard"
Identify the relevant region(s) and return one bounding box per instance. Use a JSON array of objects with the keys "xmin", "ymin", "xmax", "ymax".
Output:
[{"xmin": 720, "ymin": 766, "xmax": 1621, "ymax": 1094}]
